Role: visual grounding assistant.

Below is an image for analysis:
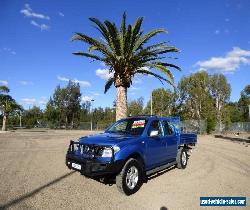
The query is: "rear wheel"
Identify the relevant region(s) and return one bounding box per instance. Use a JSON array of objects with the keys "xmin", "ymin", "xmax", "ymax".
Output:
[
  {"xmin": 176, "ymin": 148, "xmax": 188, "ymax": 169},
  {"xmin": 116, "ymin": 158, "xmax": 143, "ymax": 195}
]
